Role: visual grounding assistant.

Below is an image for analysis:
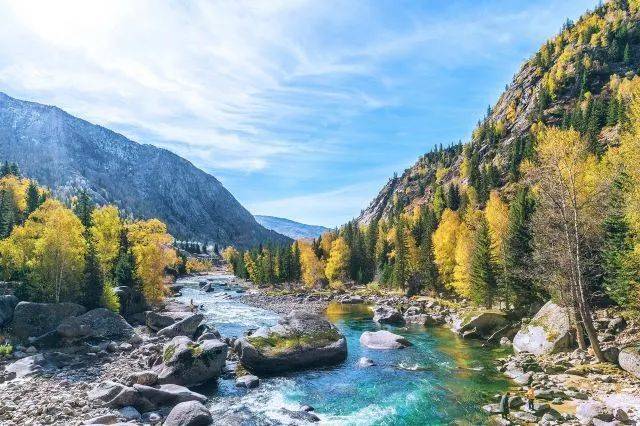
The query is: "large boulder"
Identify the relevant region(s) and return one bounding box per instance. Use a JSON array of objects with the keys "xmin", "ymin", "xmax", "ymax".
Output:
[
  {"xmin": 0, "ymin": 294, "xmax": 18, "ymax": 326},
  {"xmin": 513, "ymin": 301, "xmax": 573, "ymax": 355},
  {"xmin": 575, "ymin": 401, "xmax": 613, "ymax": 424},
  {"xmin": 454, "ymin": 310, "xmax": 508, "ymax": 339},
  {"xmin": 360, "ymin": 330, "xmax": 411, "ymax": 349},
  {"xmin": 133, "ymin": 383, "xmax": 207, "ymax": 406},
  {"xmin": 235, "ymin": 310, "xmax": 347, "ymax": 374},
  {"xmin": 146, "ymin": 311, "xmax": 177, "ymax": 331},
  {"xmin": 619, "ymin": 346, "xmax": 640, "ymax": 379},
  {"xmin": 164, "ymin": 401, "xmax": 212, "ymax": 426},
  {"xmin": 11, "ymin": 301, "xmax": 86, "ymax": 340},
  {"xmin": 372, "ymin": 305, "xmax": 404, "ymax": 325},
  {"xmin": 57, "ymin": 308, "xmax": 135, "ymax": 341},
  {"xmin": 155, "ymin": 336, "xmax": 227, "ymax": 386},
  {"xmin": 158, "ymin": 314, "xmax": 204, "ymax": 338}
]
